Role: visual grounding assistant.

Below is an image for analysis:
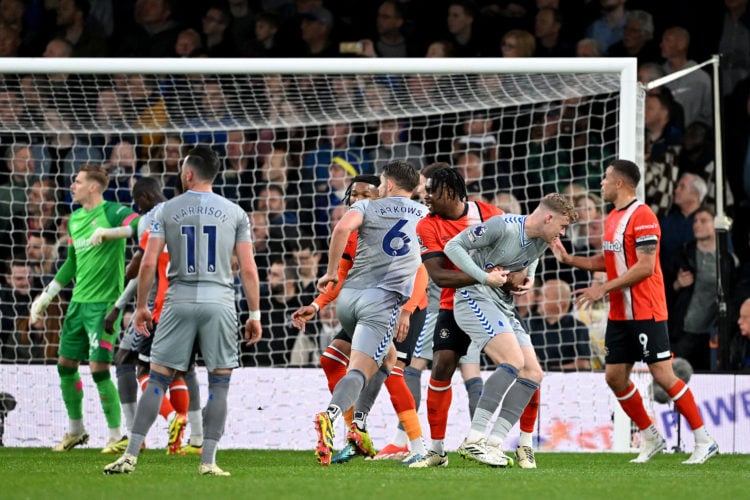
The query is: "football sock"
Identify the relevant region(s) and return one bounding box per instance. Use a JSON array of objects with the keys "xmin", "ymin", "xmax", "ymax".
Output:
[
  {"xmin": 390, "ymin": 428, "xmax": 409, "ymax": 447},
  {"xmin": 403, "ymin": 366, "xmax": 422, "ymax": 411},
  {"xmin": 489, "ymin": 378, "xmax": 538, "ymax": 445},
  {"xmin": 356, "ymin": 367, "xmax": 389, "ymax": 416},
  {"xmin": 614, "ymin": 381, "xmax": 652, "ymax": 431},
  {"xmin": 139, "ymin": 373, "xmax": 175, "ymax": 420},
  {"xmin": 58, "ymin": 365, "xmax": 84, "ymax": 422},
  {"xmin": 116, "ymin": 364, "xmax": 138, "ymax": 434},
  {"xmin": 518, "ymin": 431, "xmax": 533, "ymax": 448},
  {"xmin": 202, "ymin": 372, "xmax": 231, "ymax": 465},
  {"xmin": 185, "ymin": 370, "xmax": 203, "ymax": 445},
  {"xmin": 92, "ymin": 370, "xmax": 122, "ymax": 436},
  {"xmin": 520, "ymin": 388, "xmax": 540, "ymax": 434},
  {"xmin": 320, "ymin": 346, "xmax": 349, "ymax": 393},
  {"xmin": 169, "ymin": 379, "xmax": 189, "ymax": 415},
  {"xmin": 667, "ymin": 380, "xmax": 706, "ymax": 434},
  {"xmin": 126, "ymin": 371, "xmax": 173, "ymax": 456},
  {"xmin": 330, "ymin": 369, "xmax": 366, "ymax": 421},
  {"xmin": 464, "ymin": 376, "xmax": 483, "ymax": 419},
  {"xmin": 426, "ymin": 377, "xmax": 452, "ymax": 440},
  {"xmin": 471, "ymin": 363, "xmax": 519, "ymax": 434}
]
